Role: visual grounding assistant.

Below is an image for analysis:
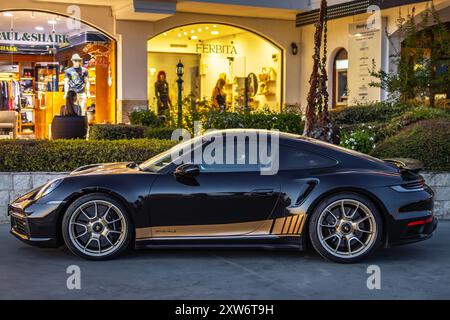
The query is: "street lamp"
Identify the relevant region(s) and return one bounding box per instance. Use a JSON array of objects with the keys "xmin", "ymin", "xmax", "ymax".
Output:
[{"xmin": 176, "ymin": 60, "xmax": 184, "ymax": 128}]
